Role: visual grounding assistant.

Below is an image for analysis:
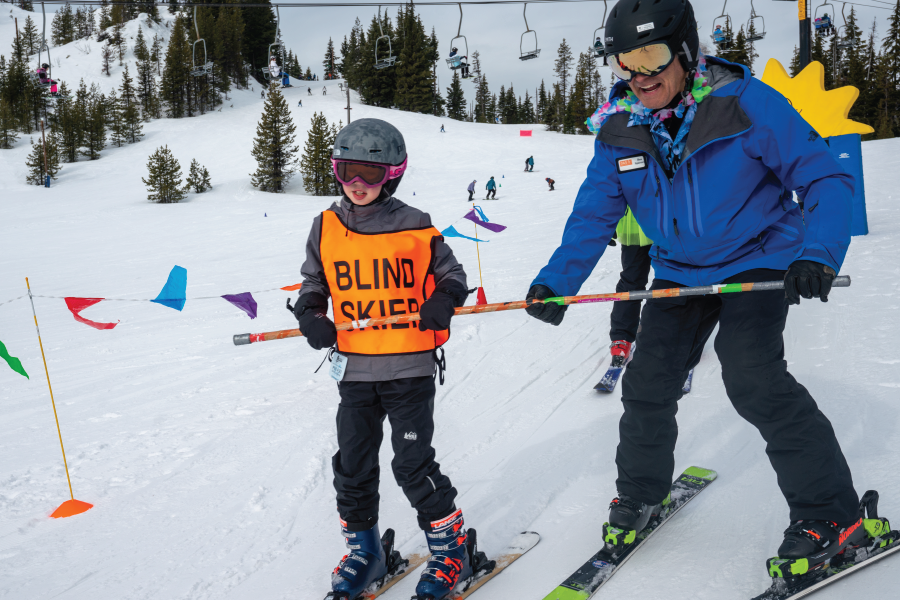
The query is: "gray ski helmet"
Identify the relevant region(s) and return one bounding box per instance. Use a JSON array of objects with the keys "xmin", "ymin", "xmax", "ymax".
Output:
[
  {"xmin": 332, "ymin": 118, "xmax": 407, "ymax": 166},
  {"xmin": 604, "ymin": 0, "xmax": 700, "ymax": 71}
]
